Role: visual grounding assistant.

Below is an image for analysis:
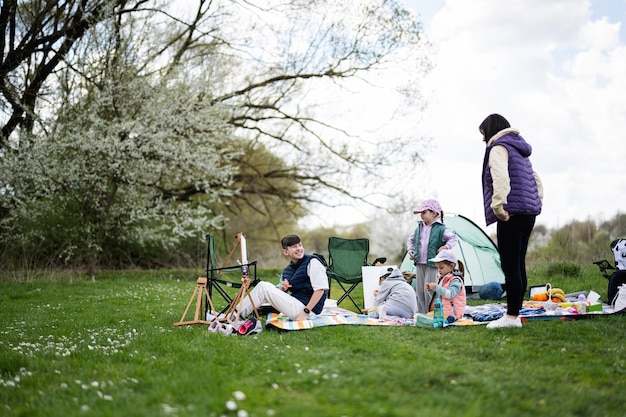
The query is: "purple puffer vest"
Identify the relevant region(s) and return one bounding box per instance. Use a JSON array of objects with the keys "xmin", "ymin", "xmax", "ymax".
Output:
[{"xmin": 482, "ymin": 132, "xmax": 542, "ymax": 226}]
